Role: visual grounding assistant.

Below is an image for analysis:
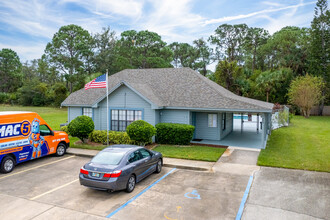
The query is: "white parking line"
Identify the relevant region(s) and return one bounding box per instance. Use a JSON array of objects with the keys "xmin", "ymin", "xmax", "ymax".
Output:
[
  {"xmin": 0, "ymin": 155, "xmax": 75, "ymax": 180},
  {"xmin": 30, "ymin": 179, "xmax": 79, "ymax": 200}
]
